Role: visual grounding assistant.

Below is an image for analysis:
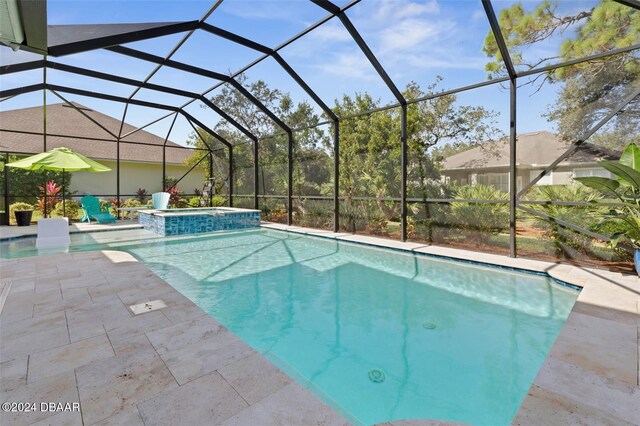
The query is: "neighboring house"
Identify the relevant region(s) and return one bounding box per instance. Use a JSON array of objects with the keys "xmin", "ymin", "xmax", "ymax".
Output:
[
  {"xmin": 440, "ymin": 131, "xmax": 618, "ymax": 192},
  {"xmin": 0, "ymin": 102, "xmax": 205, "ymax": 197}
]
